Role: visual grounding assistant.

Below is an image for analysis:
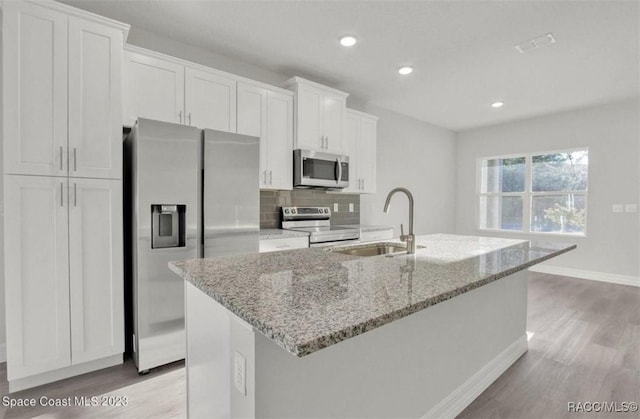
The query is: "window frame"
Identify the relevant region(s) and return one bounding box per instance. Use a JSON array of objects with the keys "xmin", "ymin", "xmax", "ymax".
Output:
[{"xmin": 476, "ymin": 147, "xmax": 589, "ymax": 238}]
